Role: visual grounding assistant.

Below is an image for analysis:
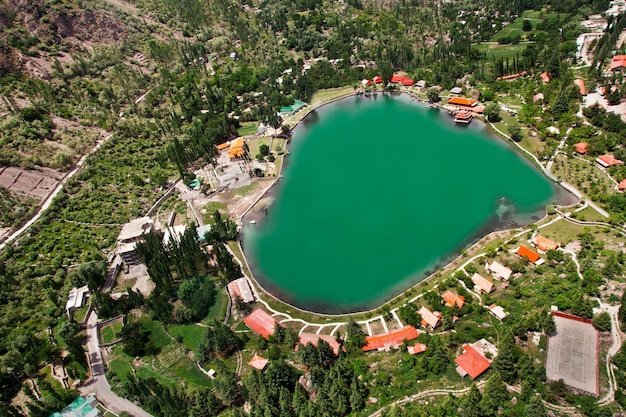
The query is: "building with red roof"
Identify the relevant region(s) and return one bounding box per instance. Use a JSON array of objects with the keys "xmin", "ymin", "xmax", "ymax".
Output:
[
  {"xmin": 389, "ymin": 74, "xmax": 415, "ymax": 86},
  {"xmin": 619, "ymin": 179, "xmax": 626, "ymax": 192},
  {"xmin": 297, "ymin": 333, "xmax": 343, "ymax": 356},
  {"xmin": 248, "ymin": 353, "xmax": 269, "ymax": 370},
  {"xmin": 455, "ymin": 345, "xmax": 491, "ymax": 379},
  {"xmin": 244, "ymin": 309, "xmax": 280, "ymax": 339},
  {"xmin": 407, "ymin": 343, "xmax": 427, "ymax": 355},
  {"xmin": 610, "ymin": 55, "xmax": 626, "ymax": 71},
  {"xmin": 574, "ymin": 79, "xmax": 587, "ymax": 96},
  {"xmin": 361, "ymin": 79, "xmax": 372, "ymax": 86},
  {"xmin": 471, "ymin": 273, "xmax": 494, "ymax": 293},
  {"xmin": 574, "ymin": 142, "xmax": 588, "ymax": 154},
  {"xmin": 596, "ymin": 155, "xmax": 624, "ymax": 168},
  {"xmin": 532, "ymin": 235, "xmax": 559, "ymax": 252},
  {"xmin": 540, "ymin": 72, "xmax": 550, "ymax": 83},
  {"xmin": 517, "ymin": 245, "xmax": 543, "ymax": 265},
  {"xmin": 442, "ymin": 290, "xmax": 465, "ymax": 308},
  {"xmin": 447, "ymin": 97, "xmax": 478, "ymax": 107},
  {"xmin": 363, "ymin": 325, "xmax": 419, "ymax": 352},
  {"xmin": 373, "ymin": 75, "xmax": 383, "ymax": 84}
]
